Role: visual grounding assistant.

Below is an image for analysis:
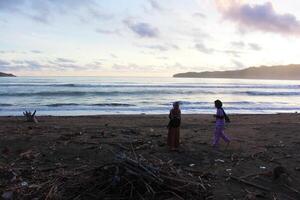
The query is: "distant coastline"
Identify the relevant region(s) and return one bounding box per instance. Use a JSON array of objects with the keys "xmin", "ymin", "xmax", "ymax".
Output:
[
  {"xmin": 173, "ymin": 64, "xmax": 300, "ymax": 80},
  {"xmin": 0, "ymin": 72, "xmax": 16, "ymax": 77}
]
